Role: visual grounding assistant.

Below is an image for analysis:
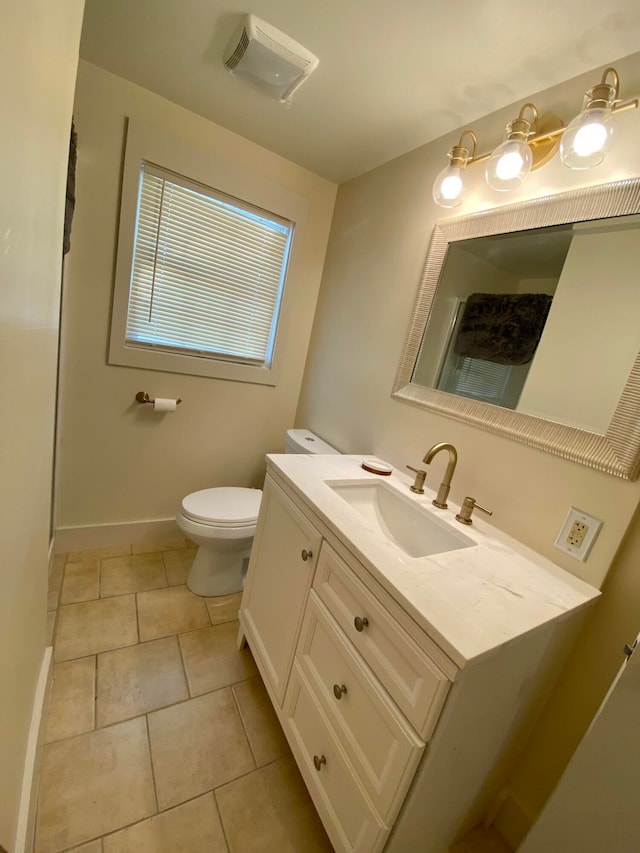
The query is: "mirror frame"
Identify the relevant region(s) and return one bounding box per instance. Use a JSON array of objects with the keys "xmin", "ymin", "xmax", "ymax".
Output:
[{"xmin": 392, "ymin": 178, "xmax": 640, "ymax": 480}]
